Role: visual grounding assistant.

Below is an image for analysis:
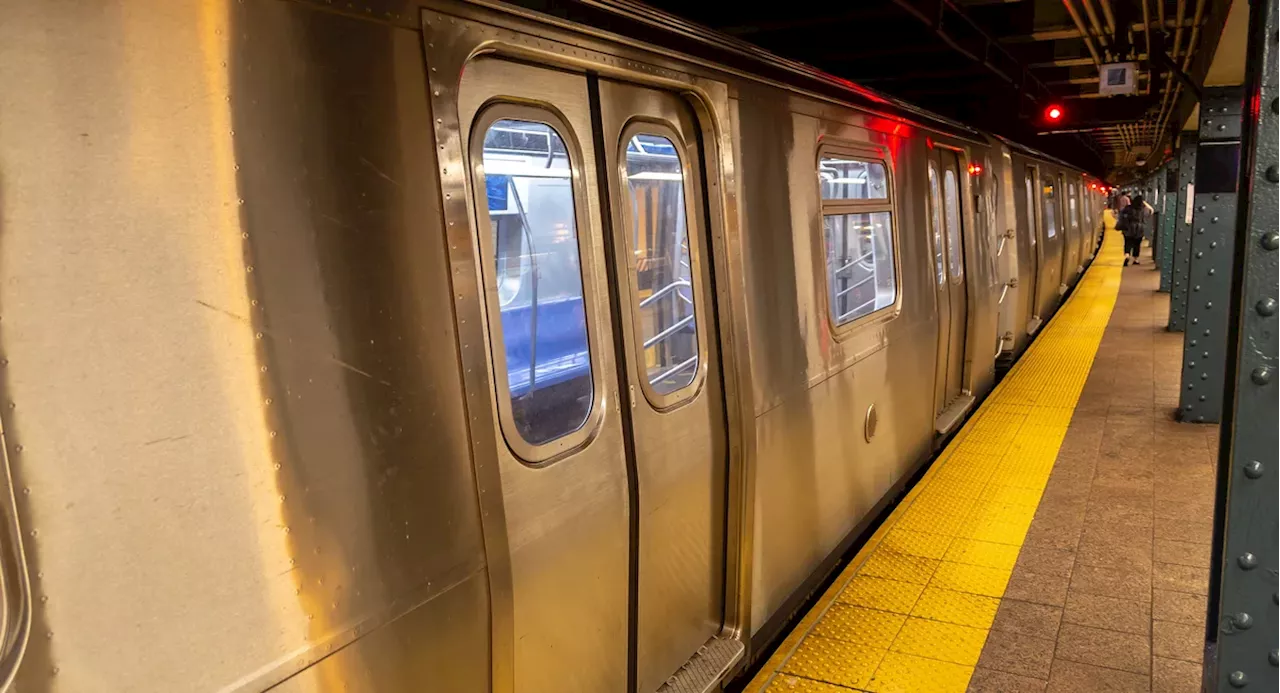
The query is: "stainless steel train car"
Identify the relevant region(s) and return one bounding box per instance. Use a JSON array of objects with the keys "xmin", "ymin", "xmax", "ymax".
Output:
[{"xmin": 0, "ymin": 0, "xmax": 1103, "ymax": 690}]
